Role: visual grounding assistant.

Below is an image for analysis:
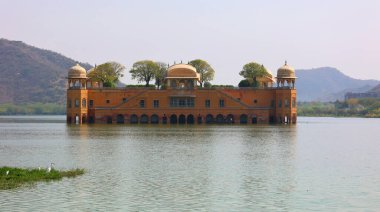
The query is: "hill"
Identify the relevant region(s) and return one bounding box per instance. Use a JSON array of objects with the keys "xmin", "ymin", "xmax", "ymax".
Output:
[
  {"xmin": 1, "ymin": 38, "xmax": 379, "ymax": 104},
  {"xmin": 296, "ymin": 67, "xmax": 380, "ymax": 101},
  {"xmin": 0, "ymin": 38, "xmax": 92, "ymax": 104},
  {"xmin": 369, "ymin": 84, "xmax": 380, "ymax": 93}
]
